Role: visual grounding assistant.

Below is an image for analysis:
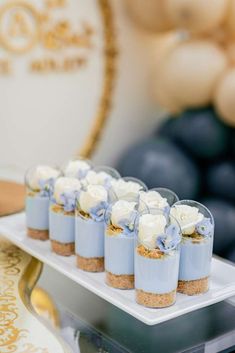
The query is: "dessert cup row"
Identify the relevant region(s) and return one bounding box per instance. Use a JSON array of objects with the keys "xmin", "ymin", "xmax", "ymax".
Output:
[{"xmin": 25, "ymin": 161, "xmax": 214, "ymax": 308}]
